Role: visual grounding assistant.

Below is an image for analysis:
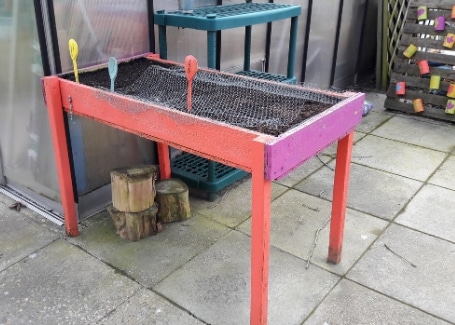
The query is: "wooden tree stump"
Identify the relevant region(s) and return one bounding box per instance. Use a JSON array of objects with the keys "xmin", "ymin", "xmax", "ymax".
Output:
[
  {"xmin": 109, "ymin": 164, "xmax": 160, "ymax": 241},
  {"xmin": 108, "ymin": 203, "xmax": 161, "ymax": 241},
  {"xmin": 155, "ymin": 178, "xmax": 191, "ymax": 223},
  {"xmin": 111, "ymin": 165, "xmax": 157, "ymax": 213}
]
